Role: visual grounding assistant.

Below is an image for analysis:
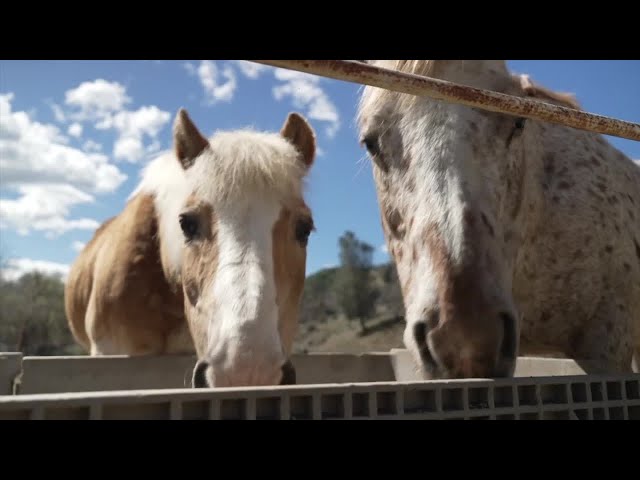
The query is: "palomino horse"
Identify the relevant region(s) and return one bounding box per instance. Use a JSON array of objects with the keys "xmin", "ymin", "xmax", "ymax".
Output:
[
  {"xmin": 356, "ymin": 60, "xmax": 640, "ymax": 379},
  {"xmin": 65, "ymin": 109, "xmax": 318, "ymax": 387}
]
